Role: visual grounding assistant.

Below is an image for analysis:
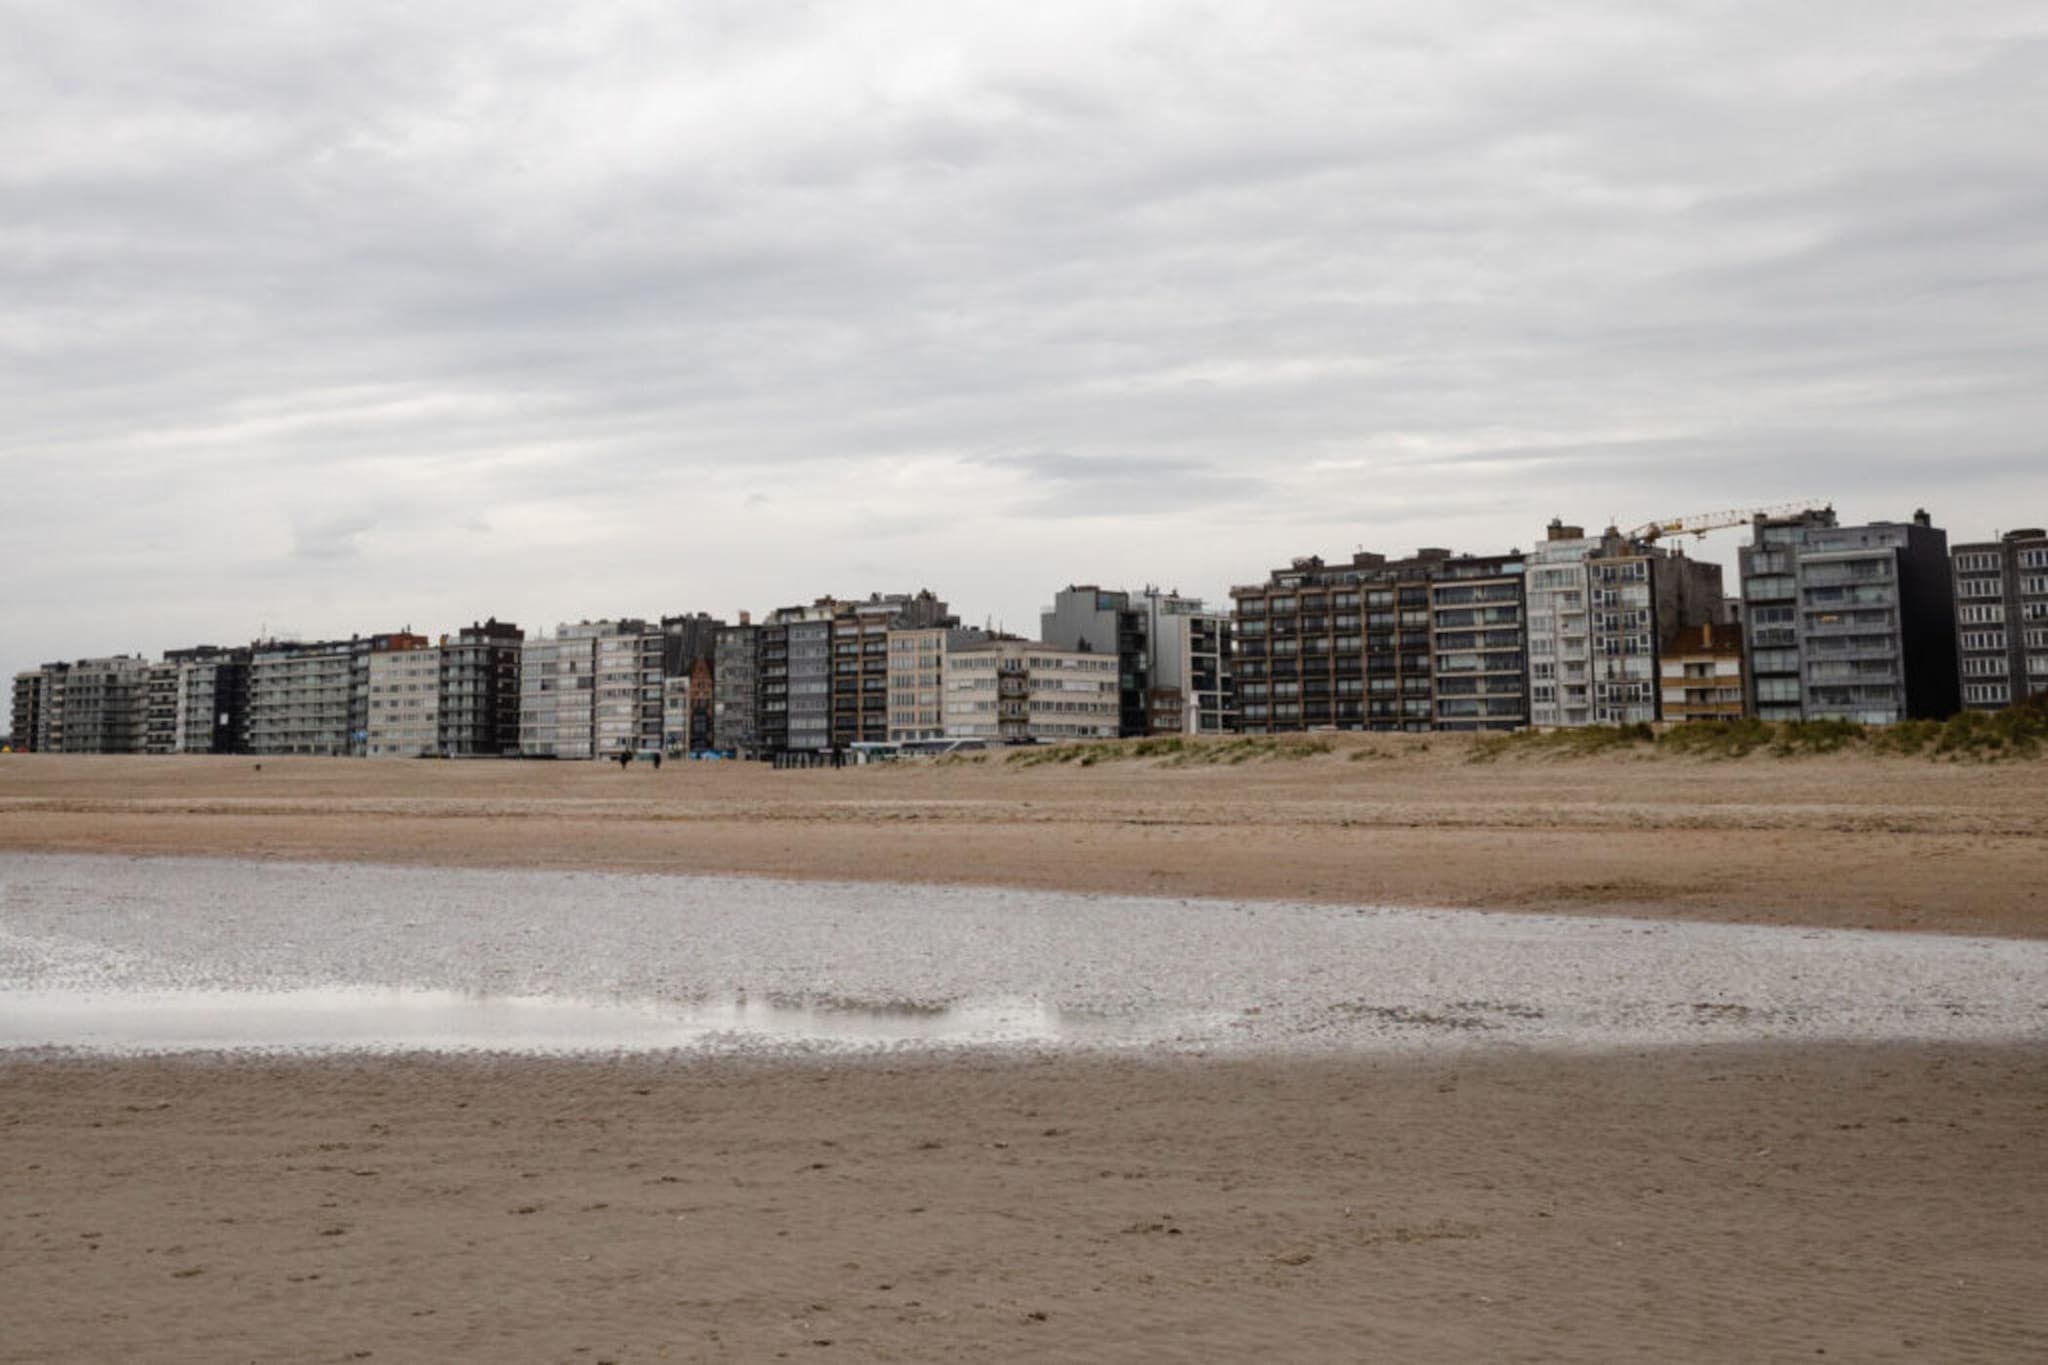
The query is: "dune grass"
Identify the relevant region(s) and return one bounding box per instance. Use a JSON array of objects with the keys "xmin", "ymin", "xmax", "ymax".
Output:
[
  {"xmin": 1006, "ymin": 734, "xmax": 1335, "ymax": 767},
  {"xmin": 1471, "ymin": 694, "xmax": 2048, "ymax": 763},
  {"xmin": 983, "ymin": 696, "xmax": 2047, "ymax": 768}
]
